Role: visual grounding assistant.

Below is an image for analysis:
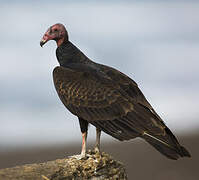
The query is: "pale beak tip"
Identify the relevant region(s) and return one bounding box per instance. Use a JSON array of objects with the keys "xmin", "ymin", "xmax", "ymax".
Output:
[{"xmin": 40, "ymin": 39, "xmax": 46, "ymax": 47}]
